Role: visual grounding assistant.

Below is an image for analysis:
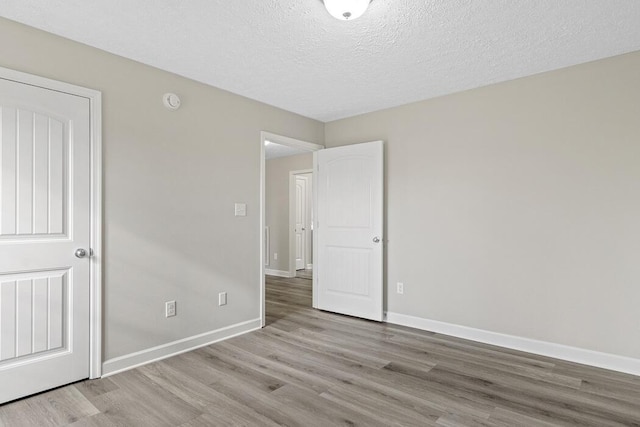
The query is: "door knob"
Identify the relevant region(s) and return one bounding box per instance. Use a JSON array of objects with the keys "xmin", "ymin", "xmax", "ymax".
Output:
[
  {"xmin": 75, "ymin": 248, "xmax": 88, "ymax": 258},
  {"xmin": 372, "ymin": 237, "xmax": 380, "ymax": 243}
]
